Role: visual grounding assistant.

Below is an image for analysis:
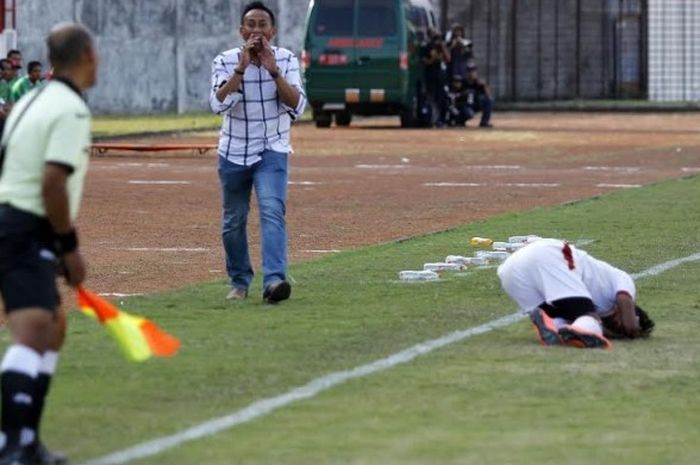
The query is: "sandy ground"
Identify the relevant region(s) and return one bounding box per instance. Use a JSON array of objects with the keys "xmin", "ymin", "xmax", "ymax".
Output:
[{"xmin": 77, "ymin": 112, "xmax": 700, "ymax": 296}]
